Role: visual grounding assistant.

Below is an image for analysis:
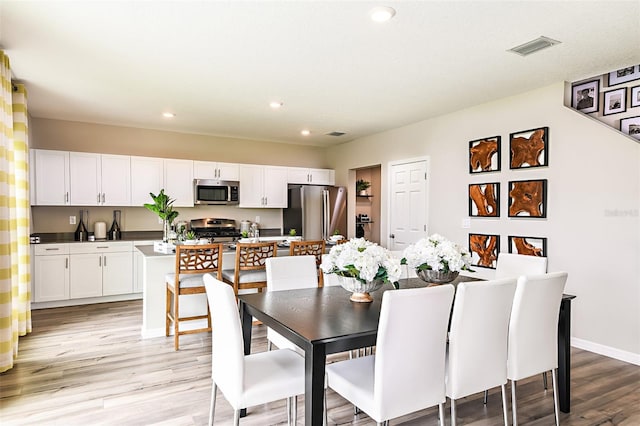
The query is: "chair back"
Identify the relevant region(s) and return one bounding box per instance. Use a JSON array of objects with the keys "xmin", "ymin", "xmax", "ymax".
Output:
[
  {"xmin": 289, "ymin": 240, "xmax": 325, "ymax": 266},
  {"xmin": 495, "ymin": 252, "xmax": 547, "ymax": 279},
  {"xmin": 175, "ymin": 243, "xmax": 223, "ymax": 280},
  {"xmin": 446, "ymin": 278, "xmax": 517, "ymax": 399},
  {"xmin": 507, "ymin": 271, "xmax": 568, "ymax": 381},
  {"xmin": 203, "ymin": 275, "xmax": 245, "ymax": 402},
  {"xmin": 266, "ymin": 255, "xmax": 318, "ymax": 291},
  {"xmin": 374, "ymin": 285, "xmax": 455, "ymax": 421},
  {"xmin": 235, "ymin": 241, "xmax": 277, "ymax": 271}
]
